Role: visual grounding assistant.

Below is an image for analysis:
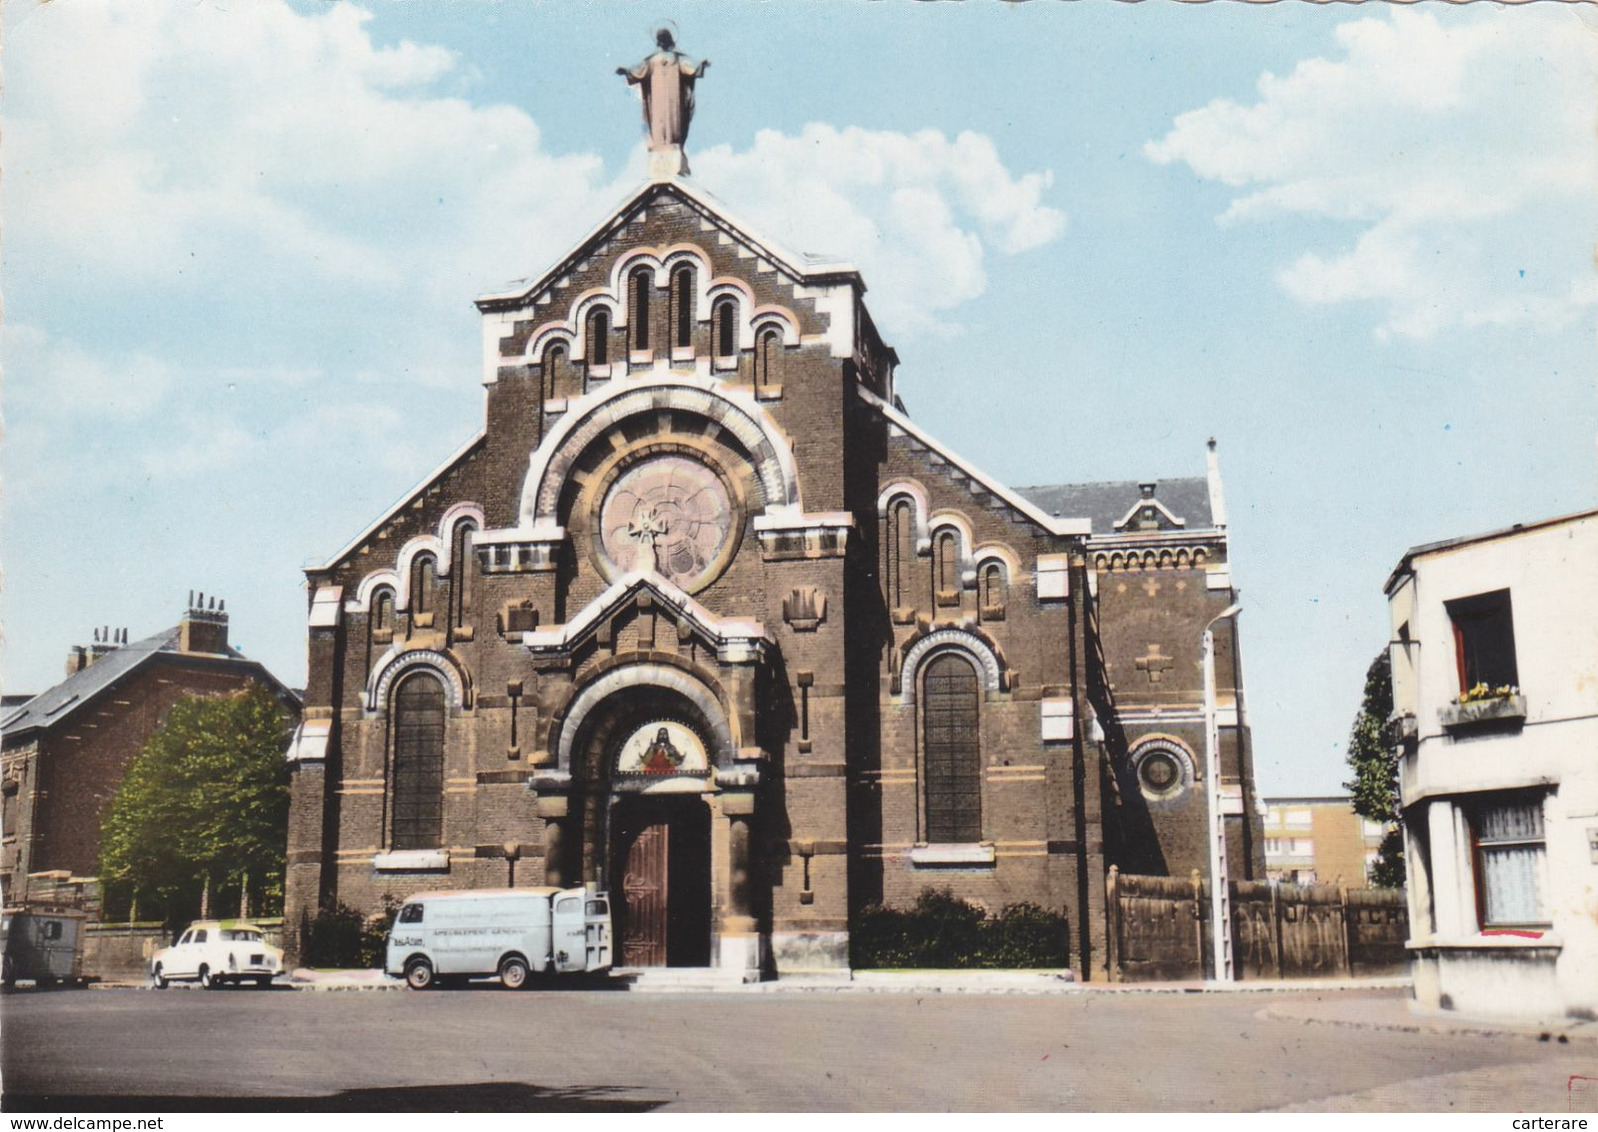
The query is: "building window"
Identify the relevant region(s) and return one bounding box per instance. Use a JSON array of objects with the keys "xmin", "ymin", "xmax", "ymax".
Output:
[
  {"xmin": 980, "ymin": 561, "xmax": 1007, "ymax": 620},
  {"xmin": 1446, "ymin": 589, "xmax": 1518, "ymax": 694},
  {"xmin": 411, "ymin": 554, "xmax": 437, "ymax": 620},
  {"xmin": 922, "ymin": 652, "xmax": 982, "ymax": 843},
  {"xmin": 934, "ymin": 531, "xmax": 960, "ymax": 606},
  {"xmin": 1470, "ymin": 794, "xmax": 1548, "ymax": 928},
  {"xmin": 449, "ymin": 520, "xmax": 476, "ymax": 629},
  {"xmin": 587, "ymin": 309, "xmax": 609, "ymax": 372},
  {"xmin": 713, "ymin": 298, "xmax": 738, "ymax": 362},
  {"xmin": 371, "ymin": 586, "xmax": 395, "ymax": 645},
  {"xmin": 629, "ymin": 268, "xmax": 651, "ymax": 353},
  {"xmin": 886, "ymin": 498, "xmax": 914, "ymax": 610},
  {"xmin": 754, "ymin": 325, "xmax": 781, "ymax": 389},
  {"xmin": 542, "ymin": 341, "xmax": 566, "ymax": 400},
  {"xmin": 671, "ymin": 266, "xmax": 694, "ymax": 350},
  {"xmin": 391, "ymin": 671, "xmax": 446, "ymax": 851}
]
